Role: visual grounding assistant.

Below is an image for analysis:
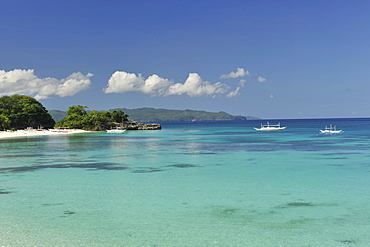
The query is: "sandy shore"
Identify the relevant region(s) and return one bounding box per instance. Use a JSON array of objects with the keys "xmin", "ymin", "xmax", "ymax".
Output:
[{"xmin": 0, "ymin": 129, "xmax": 89, "ymax": 139}]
